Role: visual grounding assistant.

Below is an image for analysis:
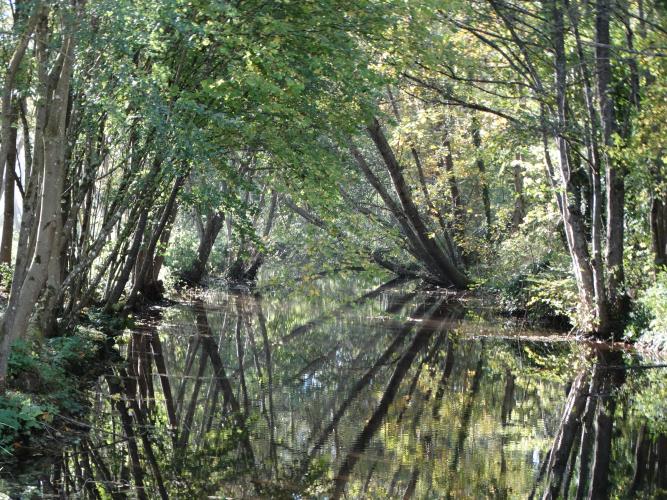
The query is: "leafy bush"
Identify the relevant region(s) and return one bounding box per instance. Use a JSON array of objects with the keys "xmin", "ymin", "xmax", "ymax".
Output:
[
  {"xmin": 0, "ymin": 329, "xmax": 108, "ymax": 458},
  {"xmin": 0, "ymin": 393, "xmax": 55, "ymax": 453},
  {"xmin": 626, "ymin": 272, "xmax": 667, "ymax": 351},
  {"xmin": 0, "ymin": 262, "xmax": 13, "ymax": 291},
  {"xmin": 163, "ymin": 228, "xmax": 199, "ymax": 277},
  {"xmin": 484, "ymin": 204, "xmax": 576, "ymax": 328}
]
